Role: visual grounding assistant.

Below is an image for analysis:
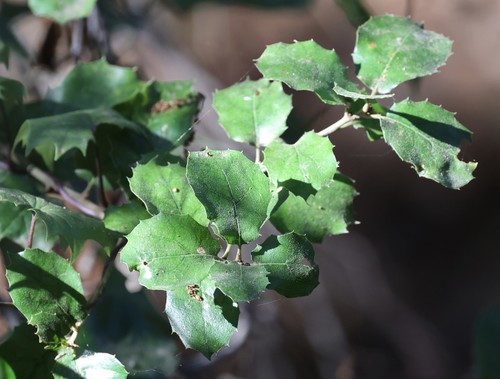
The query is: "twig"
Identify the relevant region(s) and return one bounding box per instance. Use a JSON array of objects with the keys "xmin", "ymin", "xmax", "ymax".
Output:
[
  {"xmin": 94, "ymin": 146, "xmax": 108, "ymax": 208},
  {"xmin": 28, "ymin": 211, "xmax": 36, "ymax": 249},
  {"xmin": 318, "ymin": 112, "xmax": 357, "ymax": 136},
  {"xmin": 0, "ymin": 302, "xmax": 15, "ymax": 307},
  {"xmin": 86, "ymin": 238, "xmax": 127, "ymax": 309},
  {"xmin": 221, "ymin": 244, "xmax": 232, "ymax": 260}
]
